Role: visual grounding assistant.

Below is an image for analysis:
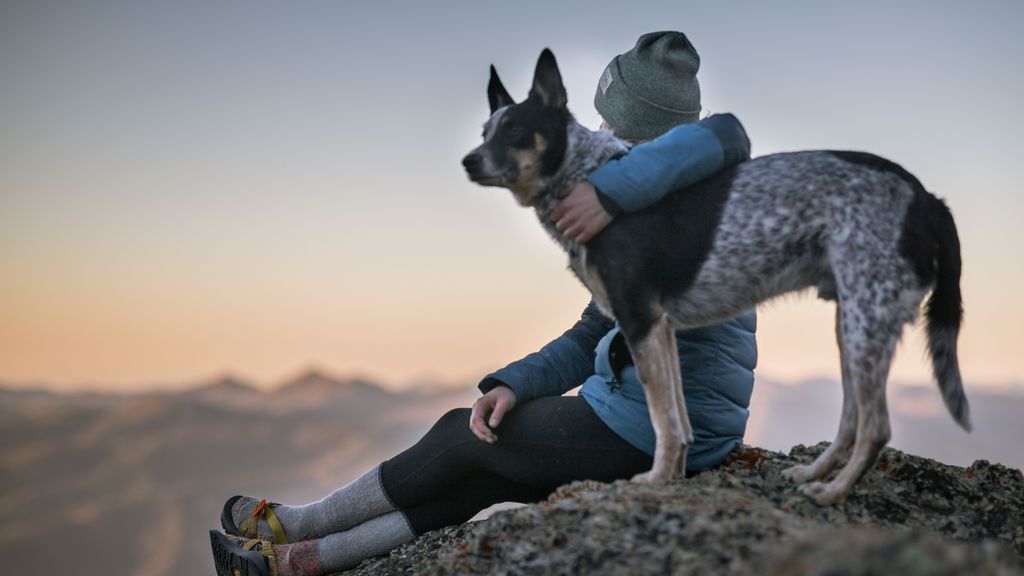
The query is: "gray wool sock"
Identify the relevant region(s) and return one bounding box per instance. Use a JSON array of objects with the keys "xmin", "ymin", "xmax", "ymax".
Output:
[
  {"xmin": 285, "ymin": 463, "xmax": 396, "ymax": 537},
  {"xmin": 233, "ymin": 463, "xmax": 396, "ymax": 541},
  {"xmin": 271, "ymin": 539, "xmax": 322, "ymax": 576},
  {"xmin": 316, "ymin": 511, "xmax": 416, "ymax": 573}
]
